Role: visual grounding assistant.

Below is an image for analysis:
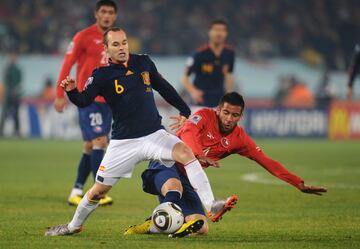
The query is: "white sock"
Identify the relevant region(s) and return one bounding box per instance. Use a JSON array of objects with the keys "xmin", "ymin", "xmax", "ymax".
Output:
[
  {"xmin": 69, "ymin": 188, "xmax": 83, "ymax": 198},
  {"xmin": 68, "ymin": 193, "xmax": 99, "ymax": 231},
  {"xmin": 184, "ymin": 160, "xmax": 214, "ymax": 212}
]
